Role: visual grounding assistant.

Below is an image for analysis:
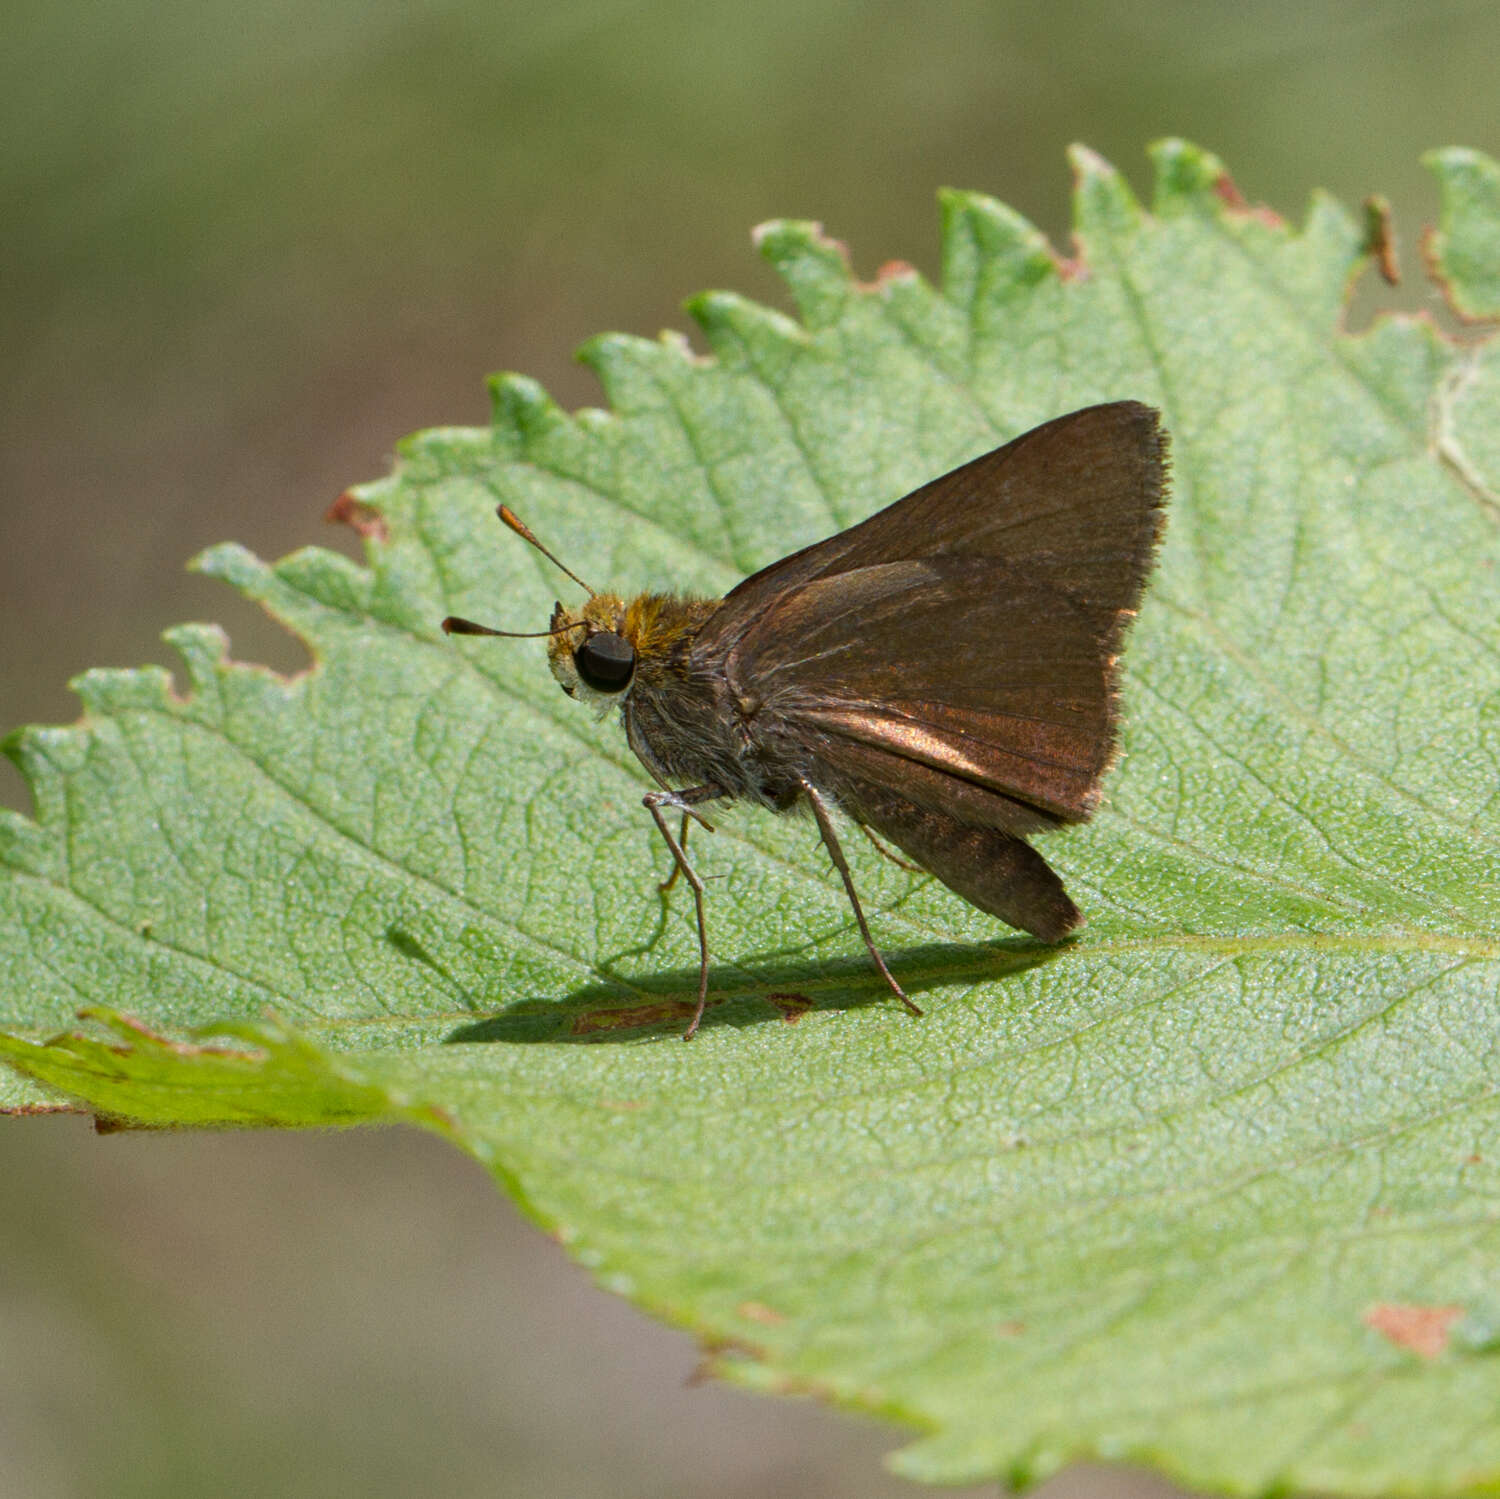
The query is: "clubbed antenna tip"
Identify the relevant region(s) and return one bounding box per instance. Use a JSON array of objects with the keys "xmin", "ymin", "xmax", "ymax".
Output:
[{"xmin": 497, "ymin": 505, "xmax": 596, "ymax": 597}]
